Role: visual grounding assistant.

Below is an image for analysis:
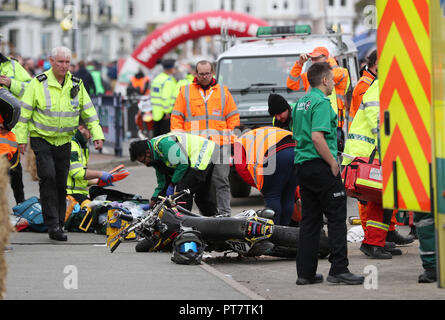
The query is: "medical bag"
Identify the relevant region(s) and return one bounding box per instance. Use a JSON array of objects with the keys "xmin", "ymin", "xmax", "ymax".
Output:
[{"xmin": 341, "ymin": 148, "xmax": 382, "ymax": 204}]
